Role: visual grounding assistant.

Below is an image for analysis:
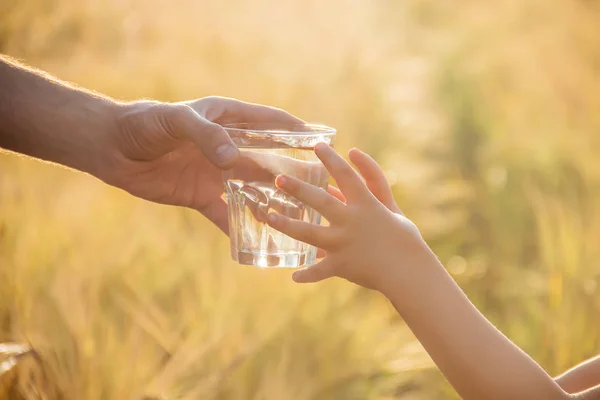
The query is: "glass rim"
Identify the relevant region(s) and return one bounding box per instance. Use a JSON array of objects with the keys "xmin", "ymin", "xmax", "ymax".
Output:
[{"xmin": 222, "ymin": 122, "xmax": 336, "ymax": 136}]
